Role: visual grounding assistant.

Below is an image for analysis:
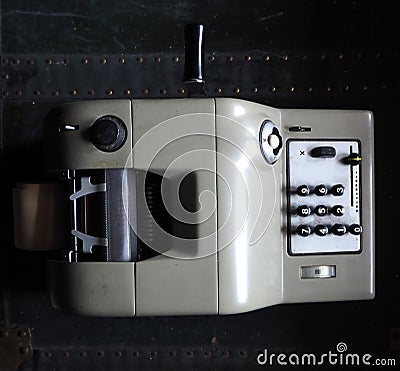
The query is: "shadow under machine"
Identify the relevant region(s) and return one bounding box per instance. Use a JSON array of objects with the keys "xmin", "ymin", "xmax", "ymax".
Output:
[{"xmin": 12, "ymin": 24, "xmax": 375, "ymax": 316}]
